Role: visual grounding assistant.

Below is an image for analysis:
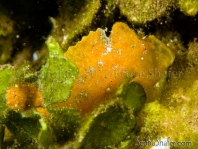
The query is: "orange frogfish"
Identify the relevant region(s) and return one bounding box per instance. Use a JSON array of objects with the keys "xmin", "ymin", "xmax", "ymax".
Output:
[{"xmin": 56, "ymin": 22, "xmax": 175, "ymax": 115}]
